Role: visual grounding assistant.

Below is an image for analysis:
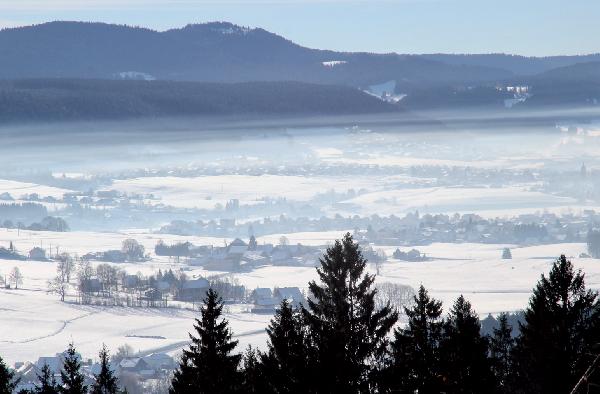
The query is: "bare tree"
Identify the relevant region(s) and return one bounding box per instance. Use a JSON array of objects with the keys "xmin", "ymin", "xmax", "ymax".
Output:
[
  {"xmin": 9, "ymin": 267, "xmax": 23, "ymax": 289},
  {"xmin": 121, "ymin": 239, "xmax": 145, "ymax": 262},
  {"xmin": 77, "ymin": 259, "xmax": 95, "ymax": 304},
  {"xmin": 57, "ymin": 253, "xmax": 75, "ymax": 282},
  {"xmin": 48, "ymin": 276, "xmax": 68, "ymax": 301},
  {"xmin": 279, "ymin": 235, "xmax": 289, "ymax": 246},
  {"xmin": 96, "ymin": 263, "xmax": 118, "ymax": 296},
  {"xmin": 111, "ymin": 344, "xmax": 135, "ymax": 363},
  {"xmin": 375, "ymin": 282, "xmax": 415, "ymax": 313}
]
